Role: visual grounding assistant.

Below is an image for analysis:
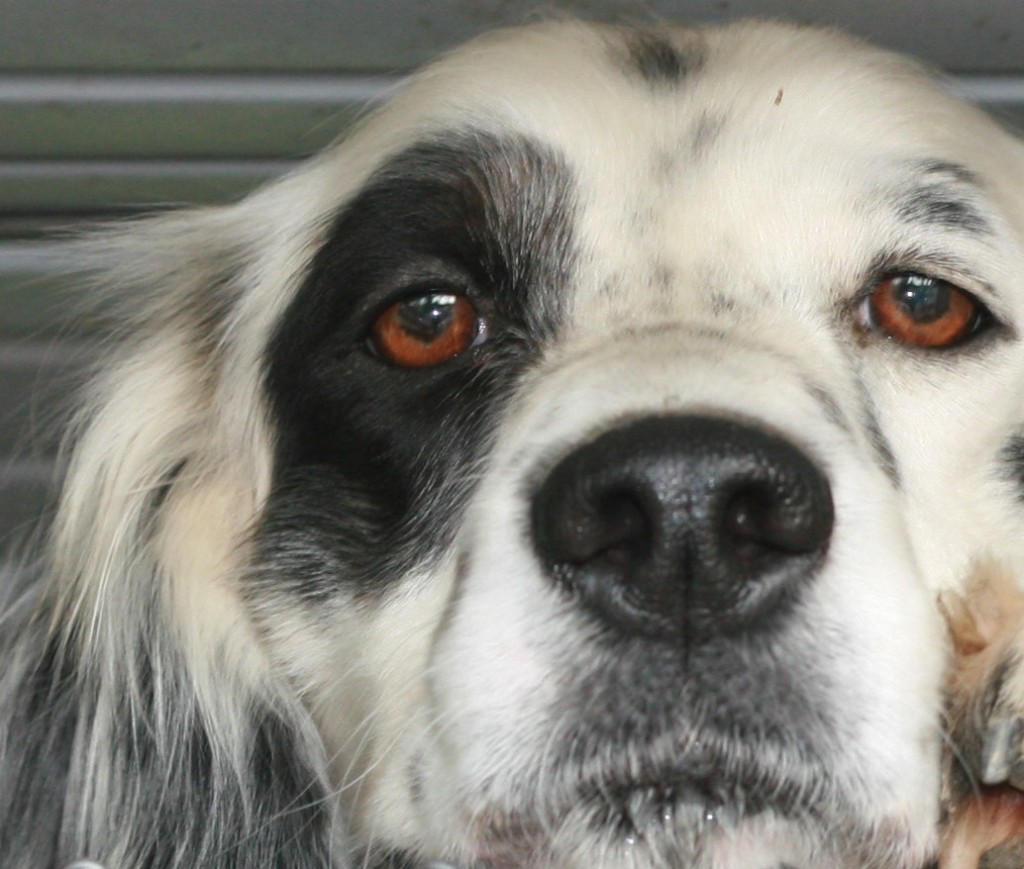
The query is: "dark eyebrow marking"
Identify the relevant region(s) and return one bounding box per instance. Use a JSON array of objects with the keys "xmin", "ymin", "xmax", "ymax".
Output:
[
  {"xmin": 892, "ymin": 160, "xmax": 992, "ymax": 236},
  {"xmin": 918, "ymin": 160, "xmax": 978, "ymax": 185}
]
